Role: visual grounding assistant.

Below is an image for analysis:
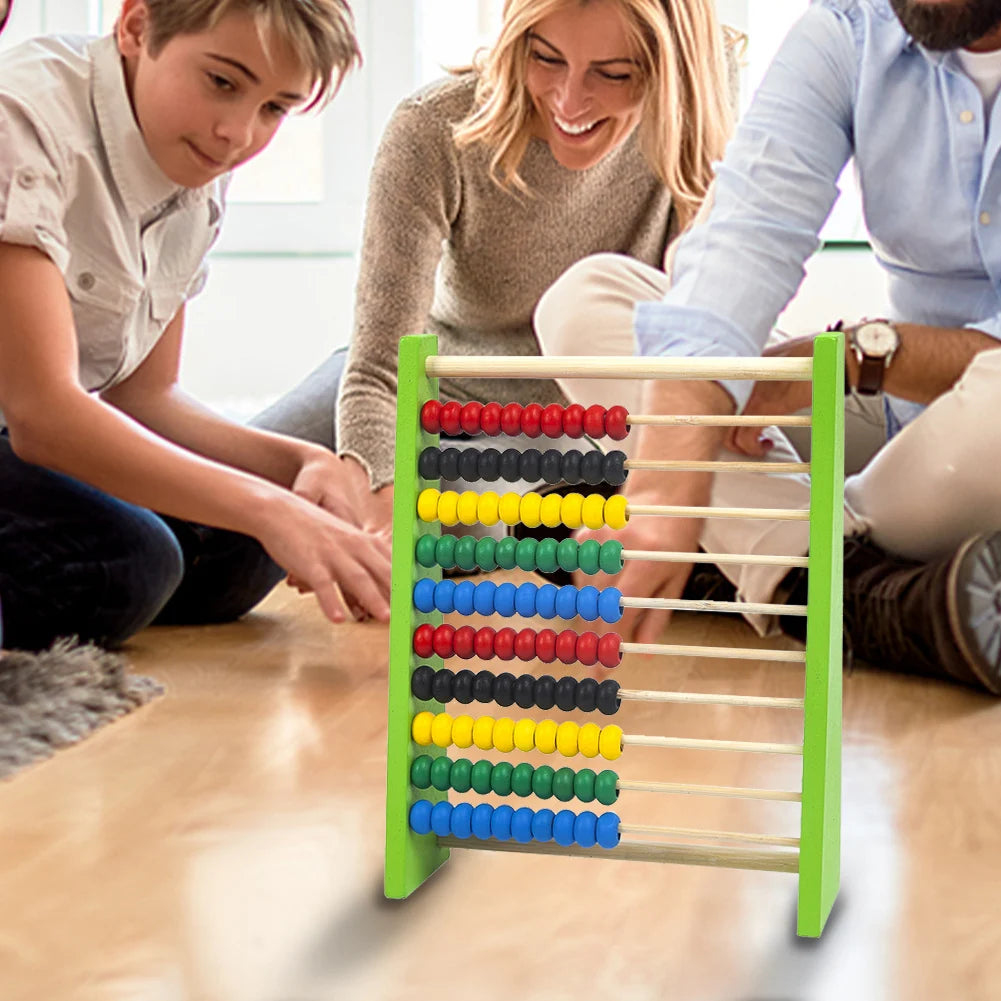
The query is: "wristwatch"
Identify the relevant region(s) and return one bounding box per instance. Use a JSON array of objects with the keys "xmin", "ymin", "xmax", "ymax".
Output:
[{"xmin": 848, "ymin": 320, "xmax": 900, "ymax": 395}]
